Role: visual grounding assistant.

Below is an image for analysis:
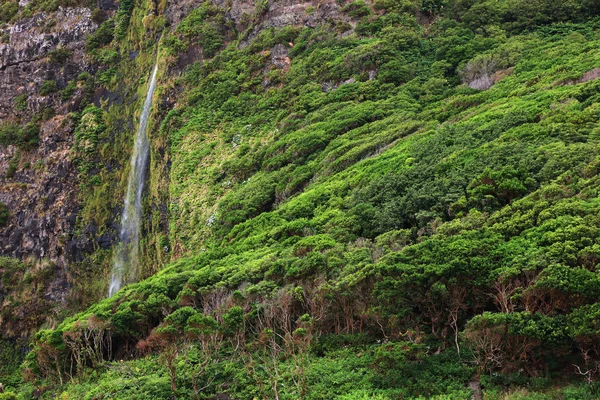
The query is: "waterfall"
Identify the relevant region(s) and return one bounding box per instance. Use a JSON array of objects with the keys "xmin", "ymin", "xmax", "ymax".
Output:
[{"xmin": 109, "ymin": 63, "xmax": 159, "ymax": 297}]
